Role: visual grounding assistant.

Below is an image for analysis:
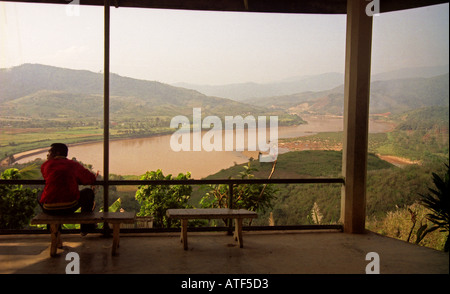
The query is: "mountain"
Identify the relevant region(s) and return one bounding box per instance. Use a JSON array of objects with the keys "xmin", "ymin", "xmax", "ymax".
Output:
[
  {"xmin": 369, "ymin": 74, "xmax": 449, "ymax": 113},
  {"xmin": 244, "ymin": 73, "xmax": 449, "ymax": 115},
  {"xmin": 173, "ymin": 72, "xmax": 345, "ymax": 101},
  {"xmin": 2, "ymin": 63, "xmax": 447, "ymax": 122},
  {"xmin": 0, "ymin": 64, "xmax": 280, "ymax": 121},
  {"xmin": 371, "ymin": 65, "xmax": 449, "ymax": 82},
  {"xmin": 173, "ymin": 65, "xmax": 449, "ymax": 102}
]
